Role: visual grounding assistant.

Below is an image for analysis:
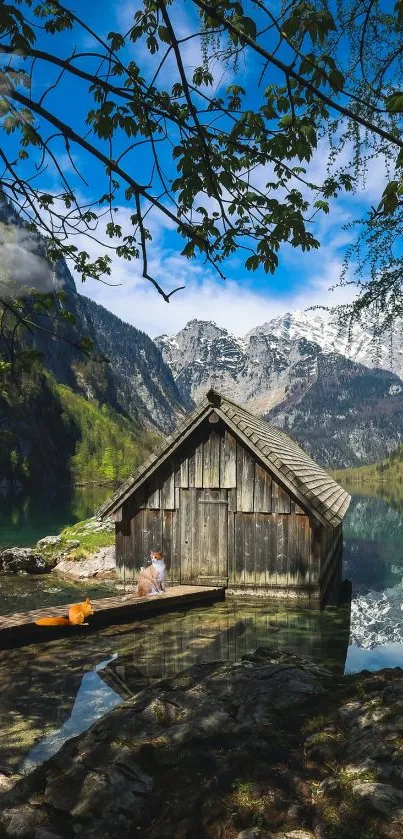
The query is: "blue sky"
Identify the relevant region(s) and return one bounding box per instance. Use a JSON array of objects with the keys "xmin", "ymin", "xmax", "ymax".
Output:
[{"xmin": 3, "ymin": 0, "xmax": 389, "ymax": 337}]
